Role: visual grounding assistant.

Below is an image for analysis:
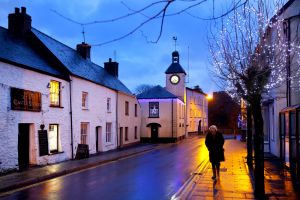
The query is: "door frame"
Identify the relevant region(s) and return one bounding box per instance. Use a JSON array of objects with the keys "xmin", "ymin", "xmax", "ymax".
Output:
[
  {"xmin": 96, "ymin": 126, "xmax": 102, "ymax": 152},
  {"xmin": 18, "ymin": 123, "xmax": 31, "ymax": 170}
]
